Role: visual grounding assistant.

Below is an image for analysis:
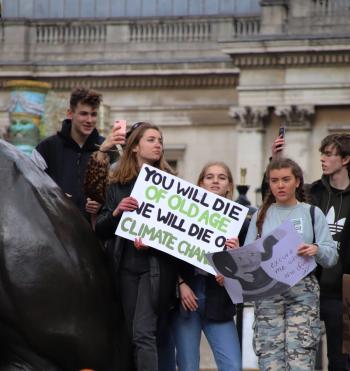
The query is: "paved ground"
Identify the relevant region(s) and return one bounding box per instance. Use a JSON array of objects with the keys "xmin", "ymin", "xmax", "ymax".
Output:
[{"xmin": 199, "ymin": 336, "xmax": 216, "ymax": 369}]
